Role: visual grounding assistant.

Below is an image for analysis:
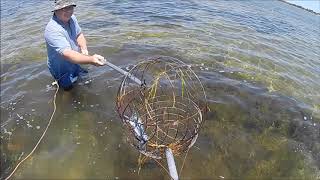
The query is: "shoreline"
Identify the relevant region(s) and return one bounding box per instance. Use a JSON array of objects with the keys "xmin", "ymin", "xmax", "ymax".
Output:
[{"xmin": 279, "ymin": 0, "xmax": 320, "ymax": 15}]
